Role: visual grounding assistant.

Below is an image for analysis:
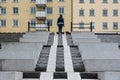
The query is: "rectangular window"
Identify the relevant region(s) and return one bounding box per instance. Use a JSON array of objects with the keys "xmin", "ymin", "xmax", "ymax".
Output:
[
  {"xmin": 13, "ymin": 19, "xmax": 18, "ymax": 27},
  {"xmin": 113, "ymin": 0, "xmax": 118, "ymax": 3},
  {"xmin": 79, "ymin": 22, "xmax": 84, "ymax": 29},
  {"xmin": 90, "ymin": 10, "xmax": 94, "ymax": 16},
  {"xmin": 30, "ymin": 0, "xmax": 36, "ymax": 2},
  {"xmin": 79, "ymin": 0, "xmax": 84, "ymax": 3},
  {"xmin": 13, "ymin": 7, "xmax": 18, "ymax": 14},
  {"xmin": 90, "ymin": 0, "xmax": 94, "ymax": 3},
  {"xmin": 0, "ymin": 7, "xmax": 6, "ymax": 14},
  {"xmin": 103, "ymin": 22, "xmax": 108, "ymax": 29},
  {"xmin": 0, "ymin": 19, "xmax": 6, "ymax": 27},
  {"xmin": 1, "ymin": 0, "xmax": 6, "ymax": 2},
  {"xmin": 30, "ymin": 7, "xmax": 36, "ymax": 14},
  {"xmin": 13, "ymin": 0, "xmax": 18, "ymax": 3},
  {"xmin": 30, "ymin": 19, "xmax": 36, "ymax": 27},
  {"xmin": 113, "ymin": 10, "xmax": 118, "ymax": 16},
  {"xmin": 113, "ymin": 22, "xmax": 118, "ymax": 29},
  {"xmin": 79, "ymin": 9, "xmax": 84, "ymax": 16},
  {"xmin": 103, "ymin": 0, "xmax": 108, "ymax": 3},
  {"xmin": 47, "ymin": 7, "xmax": 53, "ymax": 14},
  {"xmin": 47, "ymin": 20, "xmax": 53, "ymax": 27},
  {"xmin": 47, "ymin": 0, "xmax": 52, "ymax": 2},
  {"xmin": 59, "ymin": 7, "xmax": 64, "ymax": 14},
  {"xmin": 59, "ymin": 0, "xmax": 64, "ymax": 2},
  {"xmin": 103, "ymin": 10, "xmax": 108, "ymax": 16}
]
